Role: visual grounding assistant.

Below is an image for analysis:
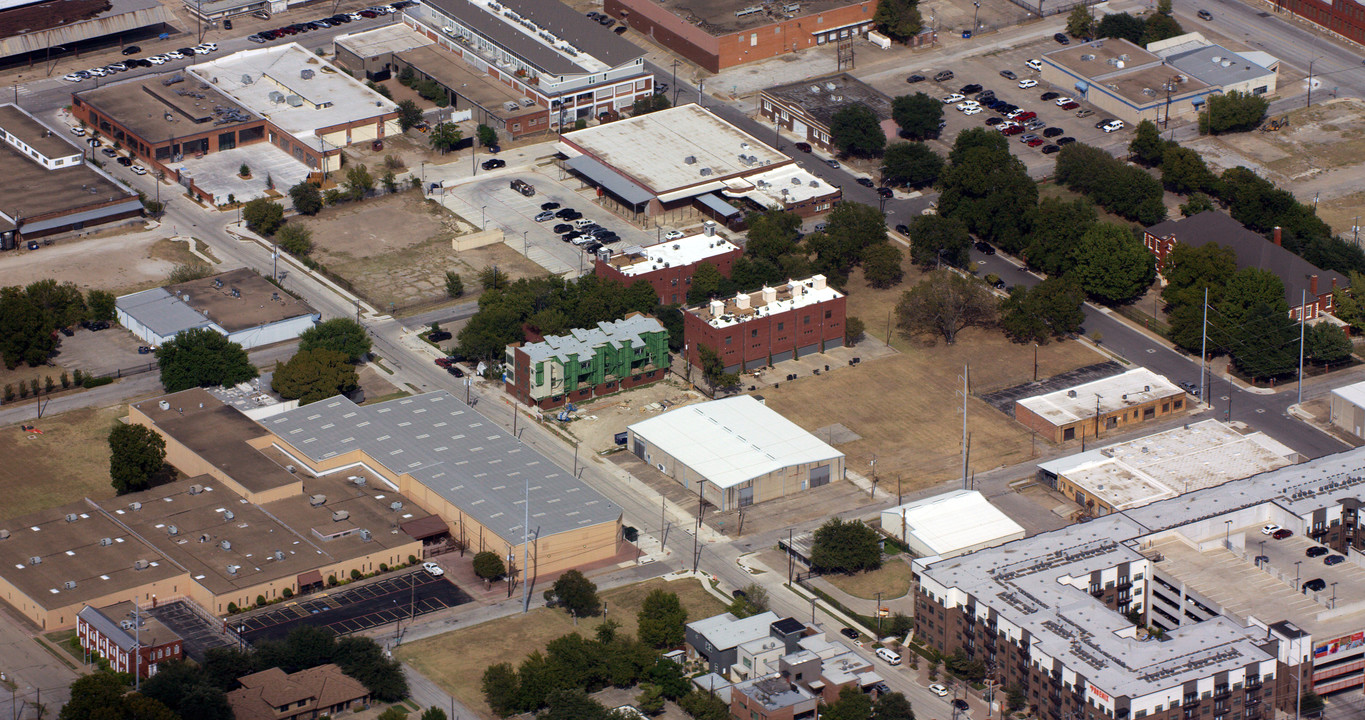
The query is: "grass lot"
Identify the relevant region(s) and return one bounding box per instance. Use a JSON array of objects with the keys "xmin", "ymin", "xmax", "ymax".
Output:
[
  {"xmin": 395, "ymin": 576, "xmax": 728, "ymax": 718},
  {"xmin": 1036, "ymin": 181, "xmax": 1140, "ymax": 229},
  {"xmin": 0, "ymin": 405, "xmax": 124, "ymax": 520},
  {"xmin": 763, "ymin": 262, "xmax": 1103, "ymax": 487},
  {"xmin": 822, "ymin": 559, "xmax": 915, "ymax": 601}
]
